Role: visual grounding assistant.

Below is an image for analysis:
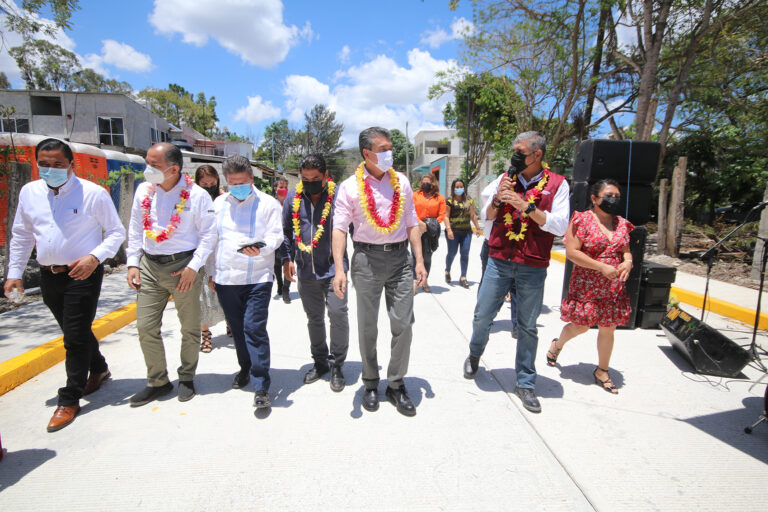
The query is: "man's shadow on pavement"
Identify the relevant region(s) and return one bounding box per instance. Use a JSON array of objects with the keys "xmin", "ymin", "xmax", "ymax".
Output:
[
  {"xmin": 472, "ymin": 366, "xmax": 564, "ymax": 398},
  {"xmin": 349, "ymin": 375, "xmax": 435, "ymax": 419},
  {"xmin": 44, "ymin": 377, "xmax": 163, "ymax": 413},
  {"xmin": 0, "ymin": 448, "xmax": 56, "ymax": 493}
]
